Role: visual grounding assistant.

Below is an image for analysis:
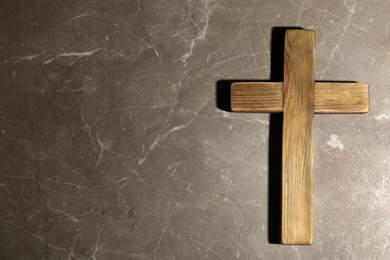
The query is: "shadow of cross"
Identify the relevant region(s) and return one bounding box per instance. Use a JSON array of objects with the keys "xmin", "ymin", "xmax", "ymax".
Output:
[{"xmin": 231, "ymin": 29, "xmax": 369, "ymax": 245}]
